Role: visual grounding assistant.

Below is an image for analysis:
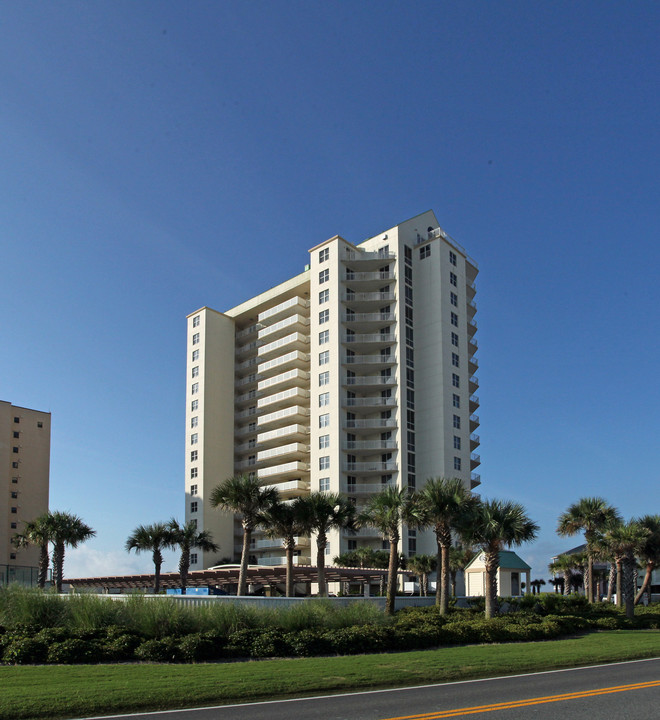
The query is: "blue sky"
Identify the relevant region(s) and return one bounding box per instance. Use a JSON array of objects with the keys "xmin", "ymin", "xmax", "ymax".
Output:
[{"xmin": 1, "ymin": 1, "xmax": 659, "ymax": 583}]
